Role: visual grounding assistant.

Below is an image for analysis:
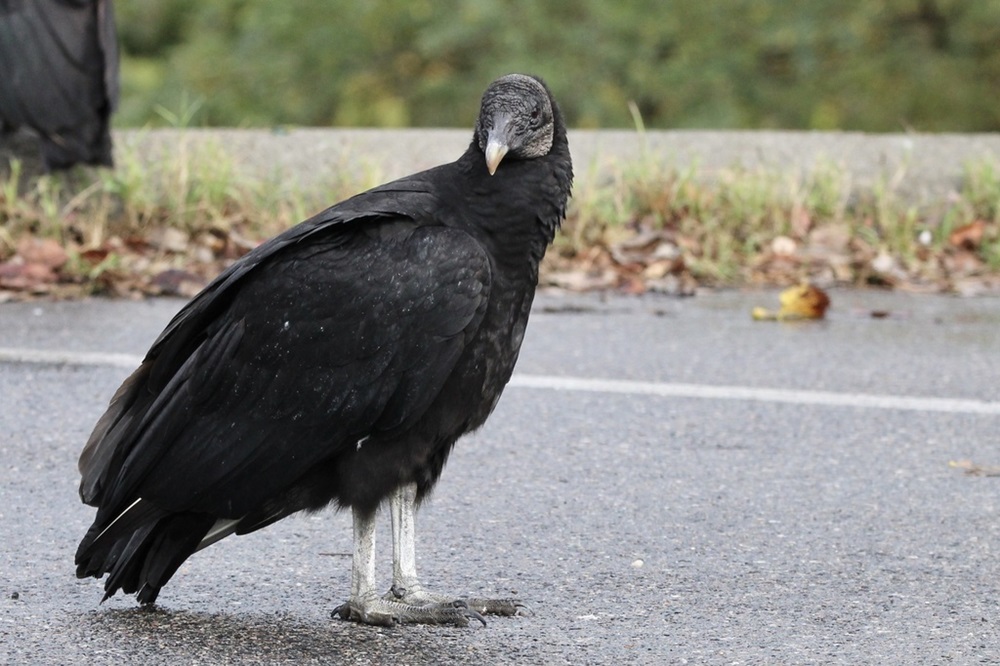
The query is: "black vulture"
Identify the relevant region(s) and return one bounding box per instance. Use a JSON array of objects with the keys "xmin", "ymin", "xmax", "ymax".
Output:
[
  {"xmin": 75, "ymin": 74, "xmax": 573, "ymax": 626},
  {"xmin": 0, "ymin": 0, "xmax": 119, "ymax": 169}
]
